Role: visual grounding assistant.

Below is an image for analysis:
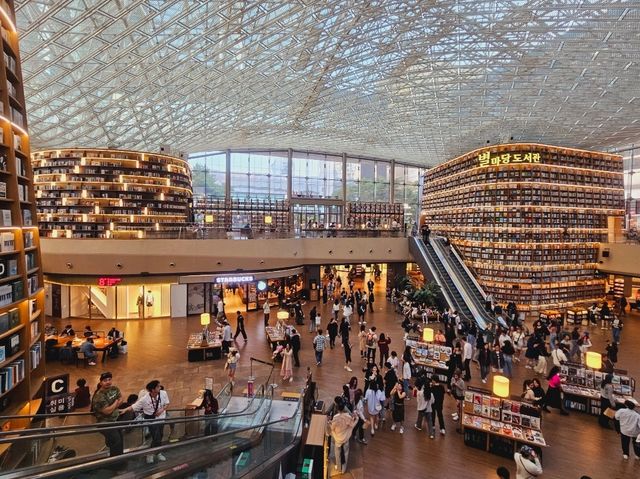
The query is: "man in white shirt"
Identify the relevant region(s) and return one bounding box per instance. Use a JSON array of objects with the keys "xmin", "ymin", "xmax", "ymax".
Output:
[
  {"xmin": 614, "ymin": 401, "xmax": 640, "ymax": 459},
  {"xmin": 217, "ymin": 299, "xmax": 225, "ymax": 320},
  {"xmin": 127, "ymin": 380, "xmax": 170, "ymax": 464},
  {"xmin": 462, "ymin": 338, "xmax": 473, "ymax": 381},
  {"xmin": 222, "ymin": 321, "xmax": 233, "ymax": 353}
]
